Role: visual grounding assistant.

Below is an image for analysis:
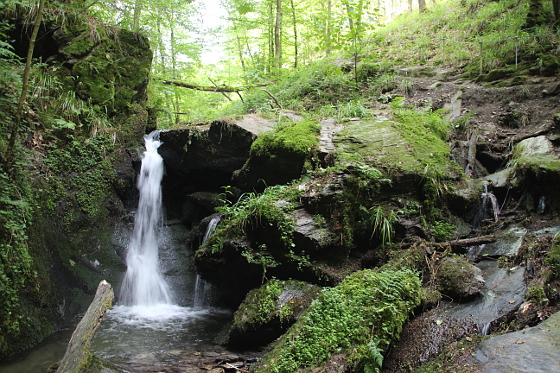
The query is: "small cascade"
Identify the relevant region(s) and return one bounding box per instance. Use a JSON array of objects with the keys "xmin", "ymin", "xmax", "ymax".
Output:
[
  {"xmin": 480, "ymin": 322, "xmax": 491, "ymax": 336},
  {"xmin": 119, "ymin": 131, "xmax": 171, "ymax": 306},
  {"xmin": 193, "ymin": 216, "xmax": 220, "ymax": 308},
  {"xmin": 481, "ymin": 183, "xmax": 500, "ymax": 223},
  {"xmin": 472, "ymin": 182, "xmax": 500, "ymax": 228}
]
